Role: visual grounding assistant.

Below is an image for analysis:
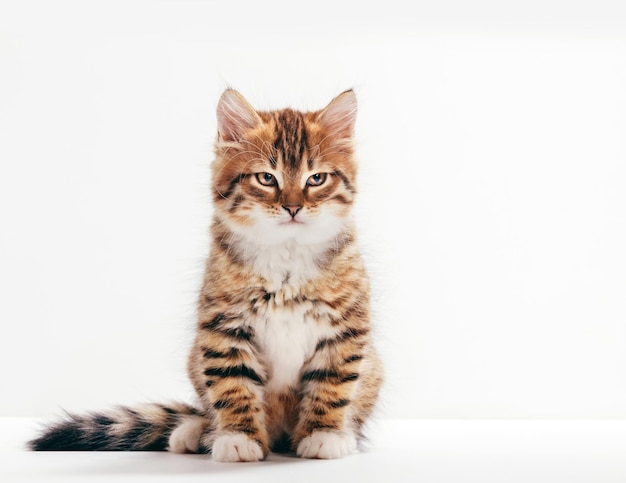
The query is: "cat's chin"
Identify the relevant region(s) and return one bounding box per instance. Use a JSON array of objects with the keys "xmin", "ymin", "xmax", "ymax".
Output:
[
  {"xmin": 234, "ymin": 223, "xmax": 340, "ymax": 246},
  {"xmin": 269, "ymin": 222, "xmax": 345, "ymax": 246},
  {"xmin": 221, "ymin": 210, "xmax": 349, "ymax": 247}
]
